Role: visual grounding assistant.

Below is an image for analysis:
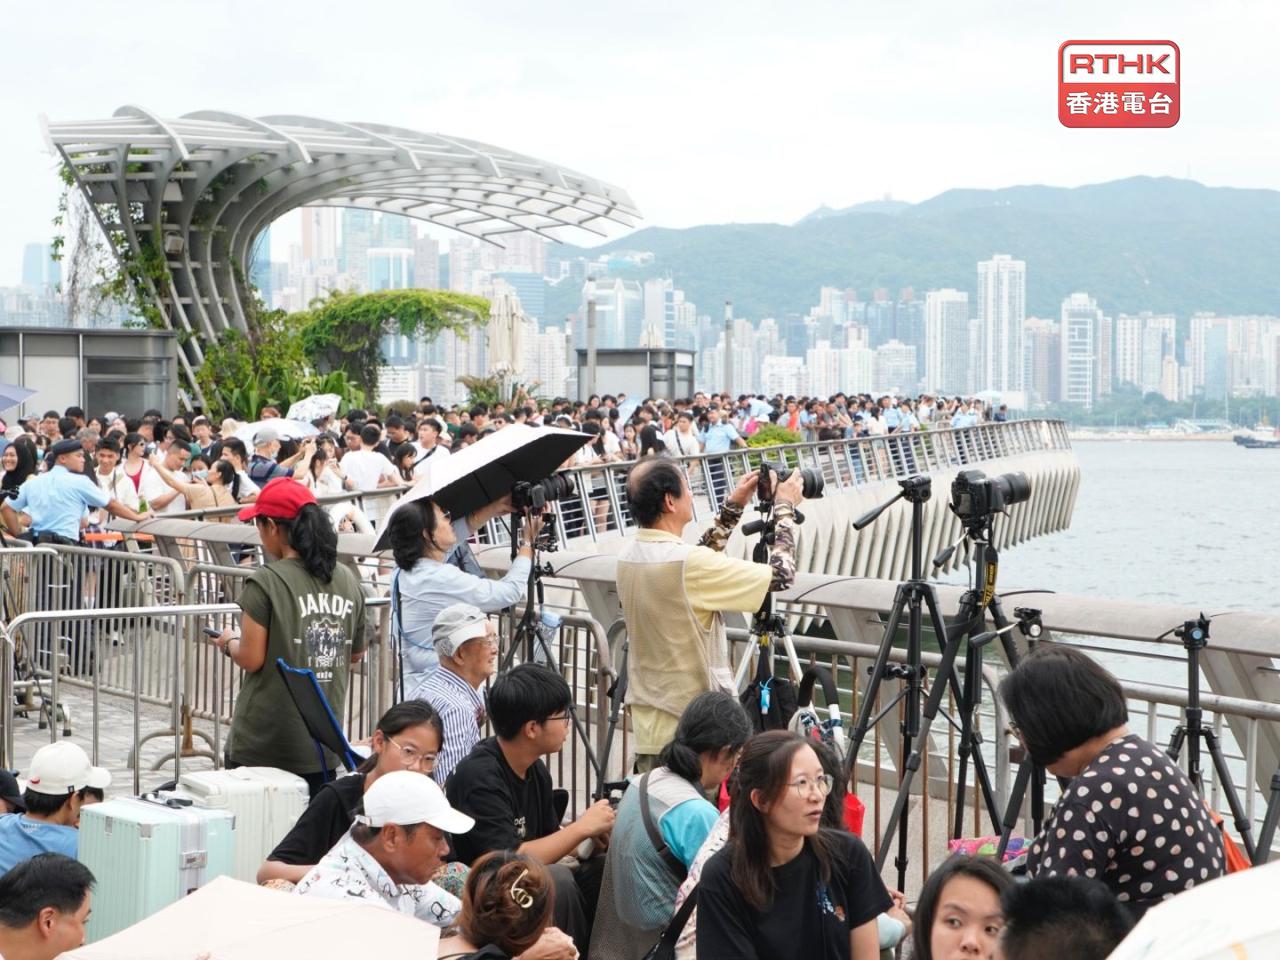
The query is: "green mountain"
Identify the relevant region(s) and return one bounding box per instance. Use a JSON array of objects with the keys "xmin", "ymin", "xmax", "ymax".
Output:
[{"xmin": 549, "ymin": 177, "xmax": 1280, "ymax": 324}]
